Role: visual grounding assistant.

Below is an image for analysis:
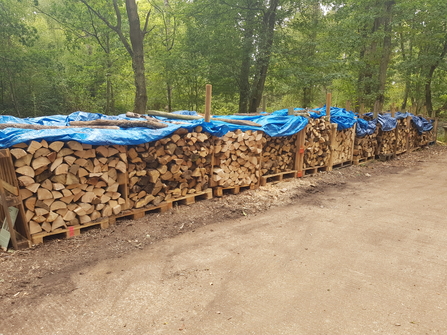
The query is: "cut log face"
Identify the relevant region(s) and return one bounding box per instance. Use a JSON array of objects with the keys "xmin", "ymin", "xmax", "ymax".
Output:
[
  {"xmin": 212, "ymin": 129, "xmax": 262, "ymax": 187},
  {"xmin": 354, "ymin": 124, "xmax": 379, "ymax": 160},
  {"xmin": 331, "ymin": 126, "xmax": 355, "ymax": 165},
  {"xmin": 128, "ymin": 127, "xmax": 213, "ymax": 208},
  {"xmin": 378, "ymin": 126, "xmax": 397, "ymax": 155},
  {"xmin": 11, "ymin": 140, "xmax": 128, "ymax": 234},
  {"xmin": 261, "ymin": 134, "xmax": 297, "ymax": 175},
  {"xmin": 303, "ymin": 118, "xmax": 332, "ymax": 169}
]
